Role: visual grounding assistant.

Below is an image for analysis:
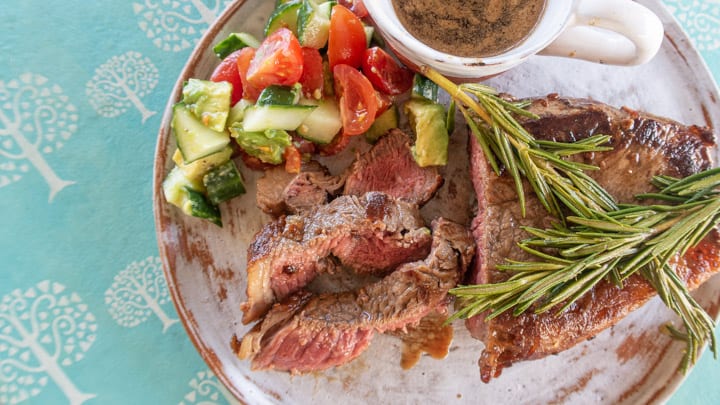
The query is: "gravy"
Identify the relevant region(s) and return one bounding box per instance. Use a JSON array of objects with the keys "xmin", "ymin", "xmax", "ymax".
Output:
[{"xmin": 392, "ymin": 0, "xmax": 547, "ymax": 57}]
